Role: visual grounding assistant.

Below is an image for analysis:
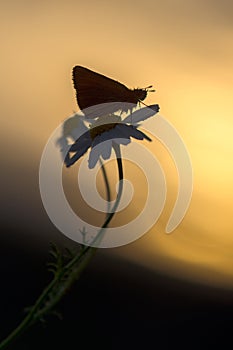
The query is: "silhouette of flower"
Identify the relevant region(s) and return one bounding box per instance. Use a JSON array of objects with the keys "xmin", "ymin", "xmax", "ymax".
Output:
[{"xmin": 57, "ymin": 104, "xmax": 159, "ymax": 169}]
